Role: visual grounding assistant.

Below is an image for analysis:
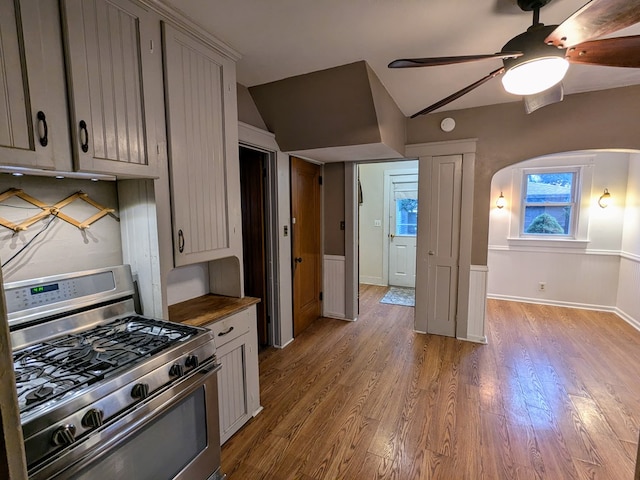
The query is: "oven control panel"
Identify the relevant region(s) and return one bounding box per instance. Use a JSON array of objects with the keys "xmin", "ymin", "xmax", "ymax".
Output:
[
  {"xmin": 4, "ymin": 265, "xmax": 135, "ymax": 328},
  {"xmin": 5, "ymin": 271, "xmax": 116, "ymax": 312}
]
